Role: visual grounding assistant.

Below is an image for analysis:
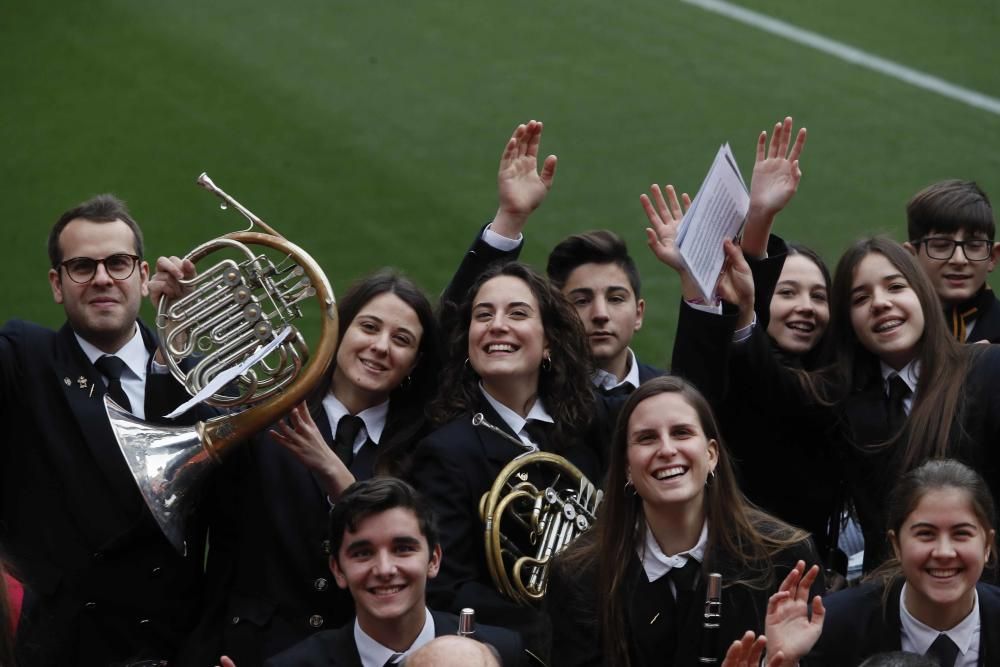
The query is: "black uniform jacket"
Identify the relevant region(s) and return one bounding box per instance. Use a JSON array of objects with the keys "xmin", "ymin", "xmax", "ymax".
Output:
[{"xmin": 0, "ymin": 319, "xmax": 208, "ymax": 666}]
